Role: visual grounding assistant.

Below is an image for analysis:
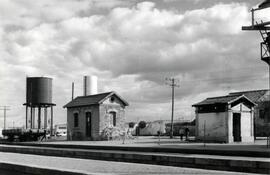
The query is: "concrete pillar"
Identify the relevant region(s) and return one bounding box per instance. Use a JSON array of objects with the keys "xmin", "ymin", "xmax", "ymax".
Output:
[
  {"xmin": 251, "ymin": 107, "xmax": 254, "ymax": 137},
  {"xmin": 227, "ymin": 108, "xmax": 233, "ymax": 143}
]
